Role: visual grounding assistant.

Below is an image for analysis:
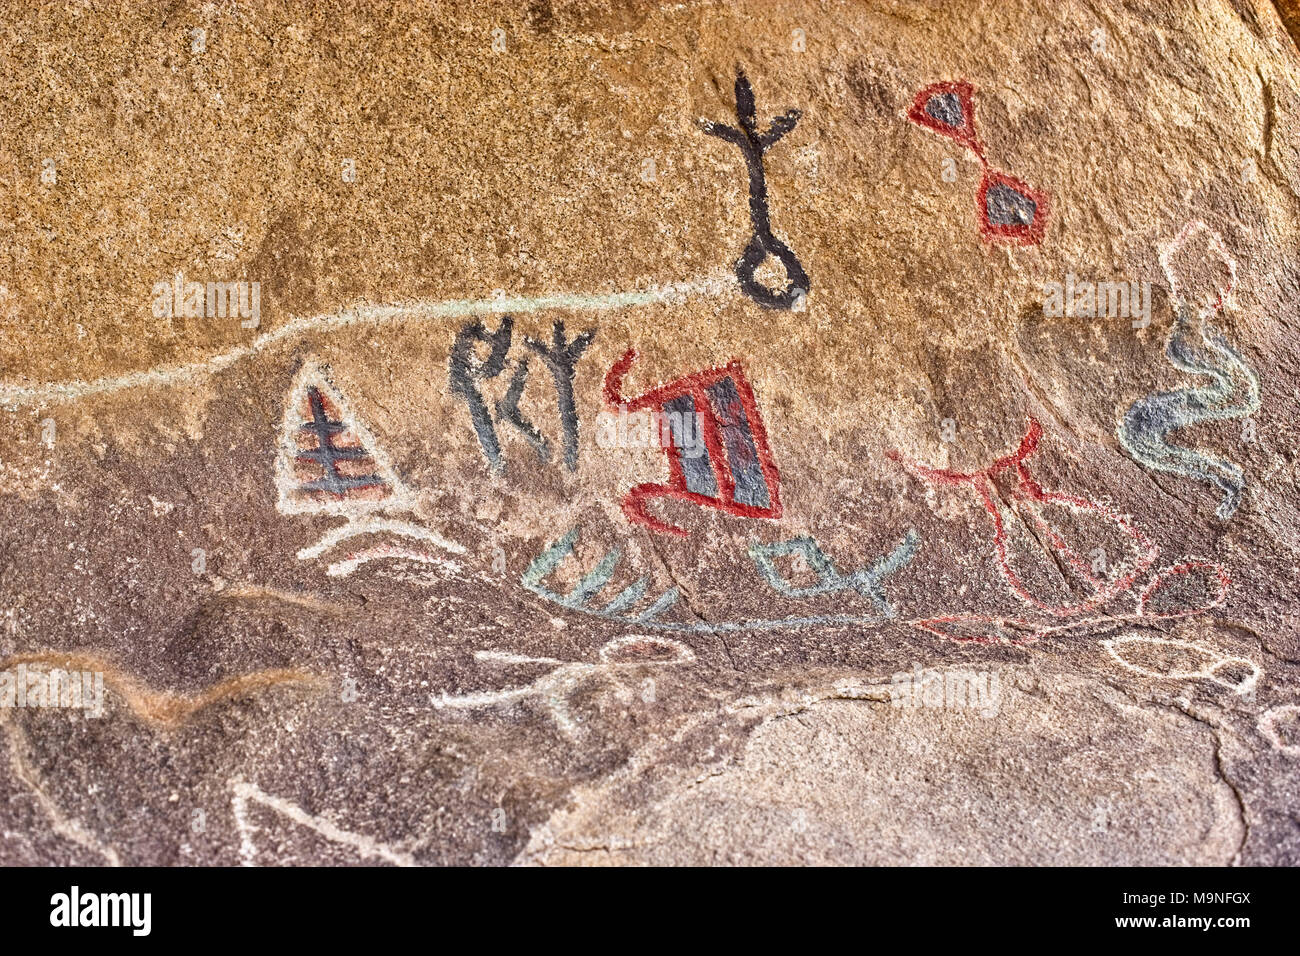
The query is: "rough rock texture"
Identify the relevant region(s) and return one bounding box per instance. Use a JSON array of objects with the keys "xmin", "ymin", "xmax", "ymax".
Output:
[{"xmin": 0, "ymin": 0, "xmax": 1298, "ymax": 866}]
